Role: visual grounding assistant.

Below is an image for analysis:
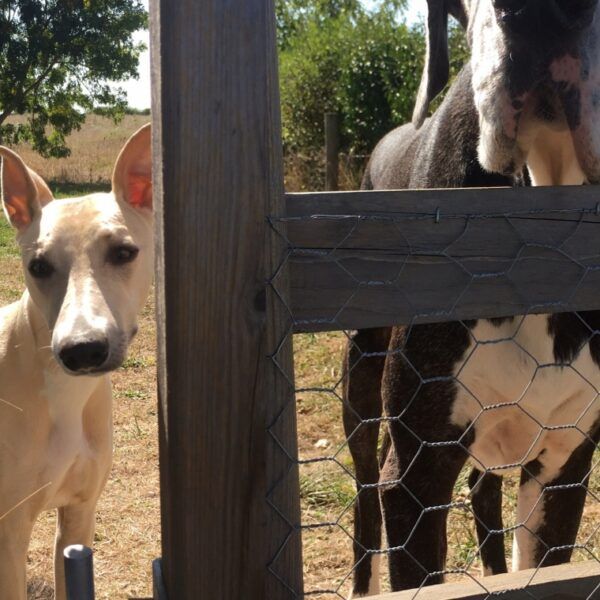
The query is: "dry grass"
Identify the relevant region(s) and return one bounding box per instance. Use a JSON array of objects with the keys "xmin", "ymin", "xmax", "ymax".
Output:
[
  {"xmin": 284, "ymin": 152, "xmax": 368, "ymax": 192},
  {"xmin": 1, "ymin": 117, "xmax": 599, "ymax": 599},
  {"xmin": 6, "ymin": 114, "xmax": 149, "ymax": 185}
]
